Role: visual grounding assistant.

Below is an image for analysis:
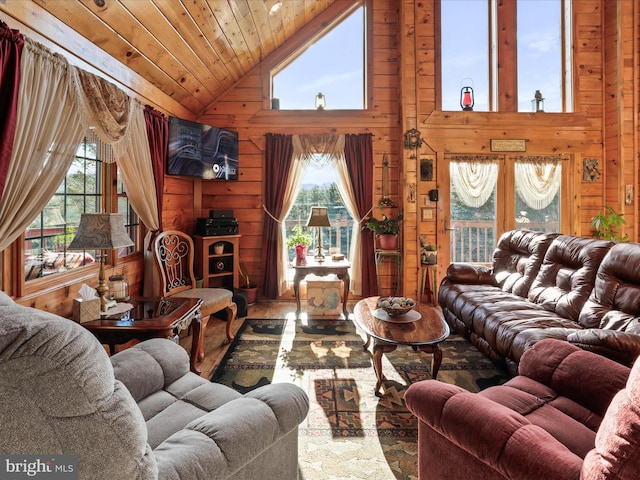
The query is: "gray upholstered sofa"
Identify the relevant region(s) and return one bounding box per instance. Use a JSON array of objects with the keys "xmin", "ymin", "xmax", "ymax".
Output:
[{"xmin": 0, "ymin": 291, "xmax": 309, "ymax": 479}]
